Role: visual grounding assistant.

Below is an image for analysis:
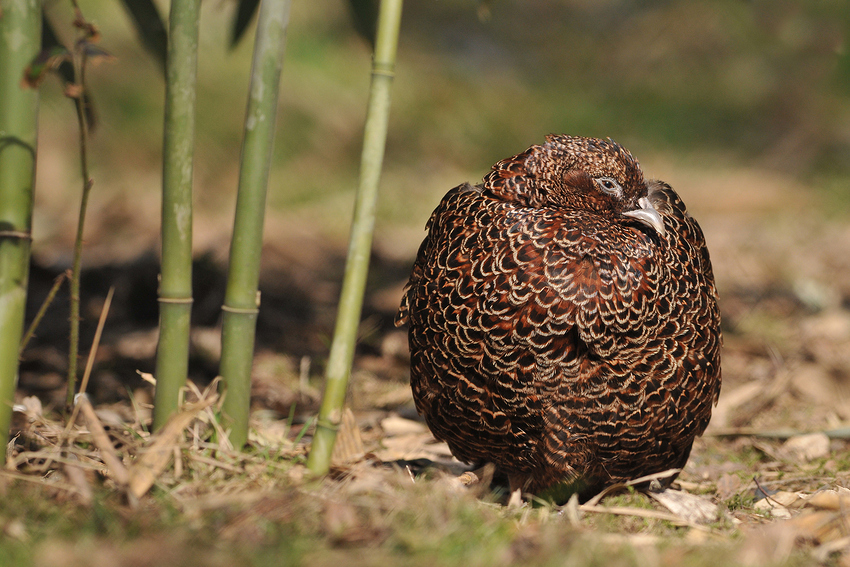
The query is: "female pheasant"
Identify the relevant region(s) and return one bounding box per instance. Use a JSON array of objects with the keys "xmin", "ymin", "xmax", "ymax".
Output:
[{"xmin": 396, "ymin": 135, "xmax": 721, "ymax": 499}]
